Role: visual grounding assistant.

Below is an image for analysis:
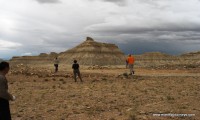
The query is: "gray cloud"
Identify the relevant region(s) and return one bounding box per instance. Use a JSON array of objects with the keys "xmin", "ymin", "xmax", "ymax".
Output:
[
  {"xmin": 86, "ymin": 19, "xmax": 200, "ymax": 34},
  {"xmin": 93, "ymin": 32, "xmax": 200, "ymax": 55},
  {"xmin": 90, "ymin": 0, "xmax": 127, "ymax": 6},
  {"xmin": 1, "ymin": 0, "xmax": 200, "ymax": 59},
  {"xmin": 103, "ymin": 0, "xmax": 127, "ymax": 4},
  {"xmin": 35, "ymin": 0, "xmax": 61, "ymax": 4}
]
